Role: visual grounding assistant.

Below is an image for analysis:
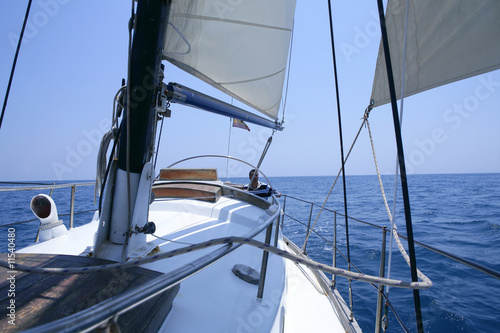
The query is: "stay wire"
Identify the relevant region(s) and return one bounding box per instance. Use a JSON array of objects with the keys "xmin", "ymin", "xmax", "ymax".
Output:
[
  {"xmin": 376, "ymin": 0, "xmax": 423, "ymax": 330},
  {"xmin": 327, "ymin": 0, "xmax": 353, "ymax": 318},
  {"xmin": 386, "ymin": 0, "xmax": 411, "ymax": 313},
  {"xmin": 0, "ymin": 0, "xmax": 33, "ymax": 130},
  {"xmin": 301, "ymin": 112, "xmax": 368, "ymax": 252}
]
